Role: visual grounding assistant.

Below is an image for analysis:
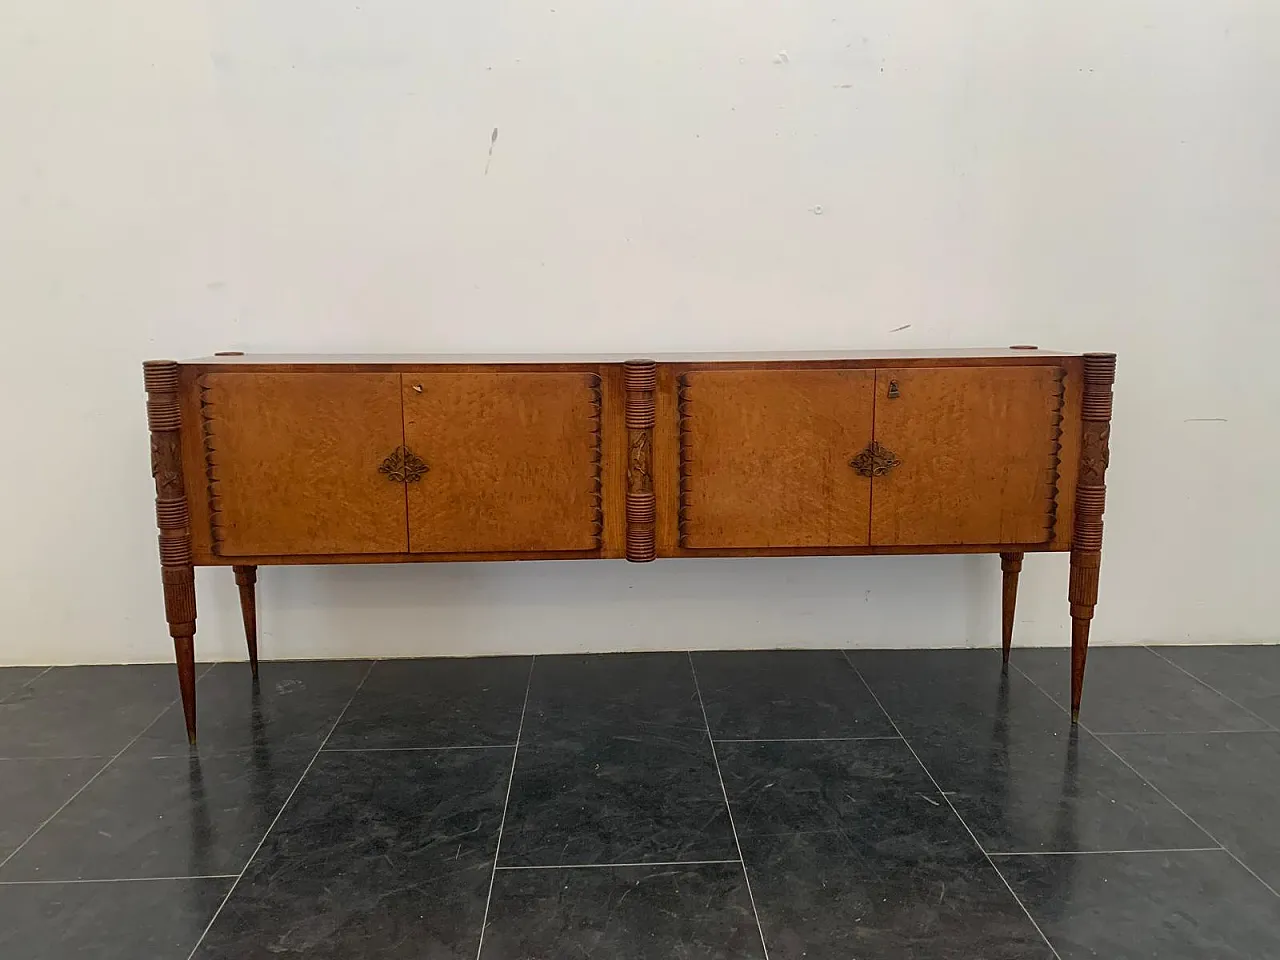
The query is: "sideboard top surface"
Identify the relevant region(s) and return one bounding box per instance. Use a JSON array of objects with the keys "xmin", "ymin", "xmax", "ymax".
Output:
[{"xmin": 185, "ymin": 347, "xmax": 1079, "ymax": 368}]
